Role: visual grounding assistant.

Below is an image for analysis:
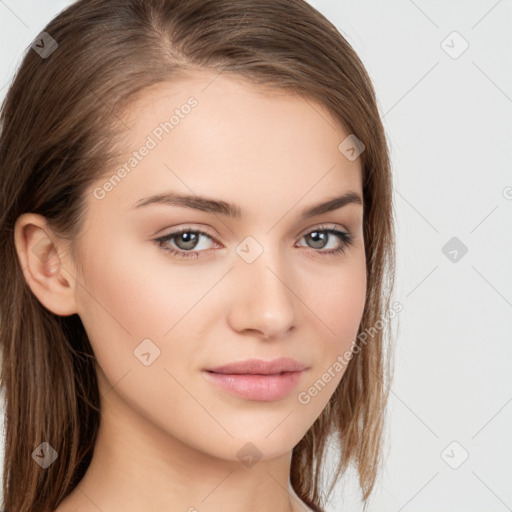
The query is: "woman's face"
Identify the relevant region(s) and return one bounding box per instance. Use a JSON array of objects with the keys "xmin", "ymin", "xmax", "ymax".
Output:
[{"xmin": 70, "ymin": 72, "xmax": 366, "ymax": 462}]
